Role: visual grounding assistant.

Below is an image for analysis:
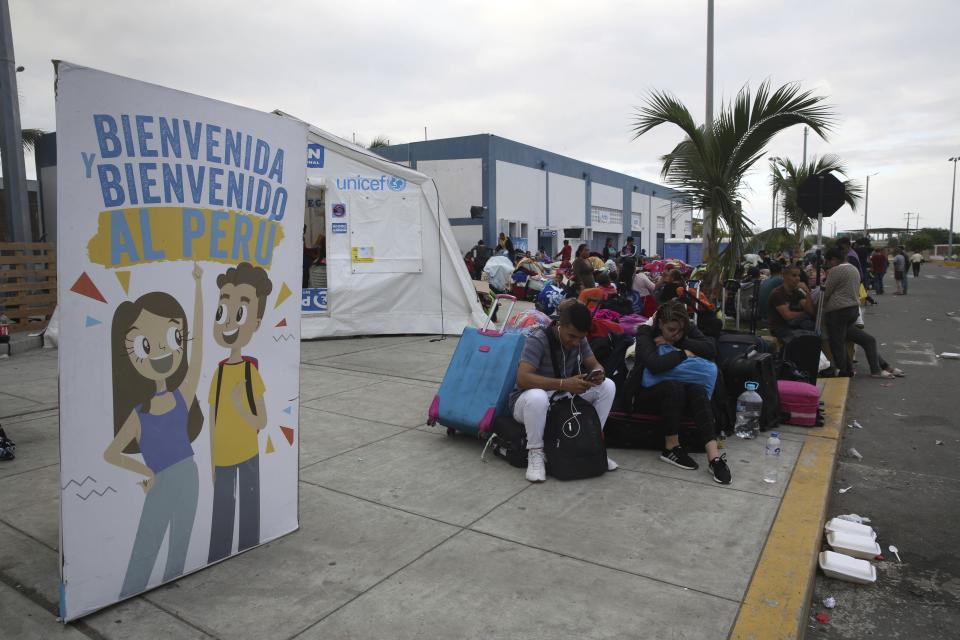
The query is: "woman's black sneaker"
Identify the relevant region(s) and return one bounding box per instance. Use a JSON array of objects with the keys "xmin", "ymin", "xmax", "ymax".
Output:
[
  {"xmin": 709, "ymin": 454, "xmax": 732, "ymax": 484},
  {"xmin": 660, "ymin": 445, "xmax": 698, "ymax": 470}
]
